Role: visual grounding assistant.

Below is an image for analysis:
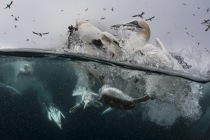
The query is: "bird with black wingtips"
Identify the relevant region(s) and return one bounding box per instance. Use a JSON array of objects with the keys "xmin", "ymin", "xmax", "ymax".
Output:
[
  {"xmin": 4, "ymin": 1, "xmax": 13, "ymax": 9},
  {"xmin": 145, "ymin": 16, "xmax": 155, "ymax": 21},
  {"xmin": 205, "ymin": 23, "xmax": 210, "ymax": 31},
  {"xmin": 201, "ymin": 19, "xmax": 209, "ymax": 24},
  {"xmin": 32, "ymin": 31, "xmax": 49, "ymax": 37},
  {"xmin": 76, "ymin": 20, "xmax": 123, "ymax": 58},
  {"xmin": 132, "ymin": 12, "xmax": 144, "ymax": 18}
]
